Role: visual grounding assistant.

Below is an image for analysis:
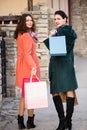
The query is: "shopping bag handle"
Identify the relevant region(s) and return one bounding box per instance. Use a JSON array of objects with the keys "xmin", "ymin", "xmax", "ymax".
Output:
[{"xmin": 30, "ymin": 75, "xmax": 40, "ymax": 82}]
